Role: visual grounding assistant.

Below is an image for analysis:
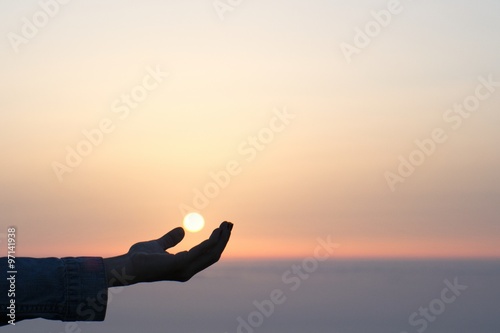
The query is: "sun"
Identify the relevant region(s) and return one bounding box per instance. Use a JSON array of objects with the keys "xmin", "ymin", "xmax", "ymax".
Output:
[{"xmin": 183, "ymin": 212, "xmax": 205, "ymax": 233}]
